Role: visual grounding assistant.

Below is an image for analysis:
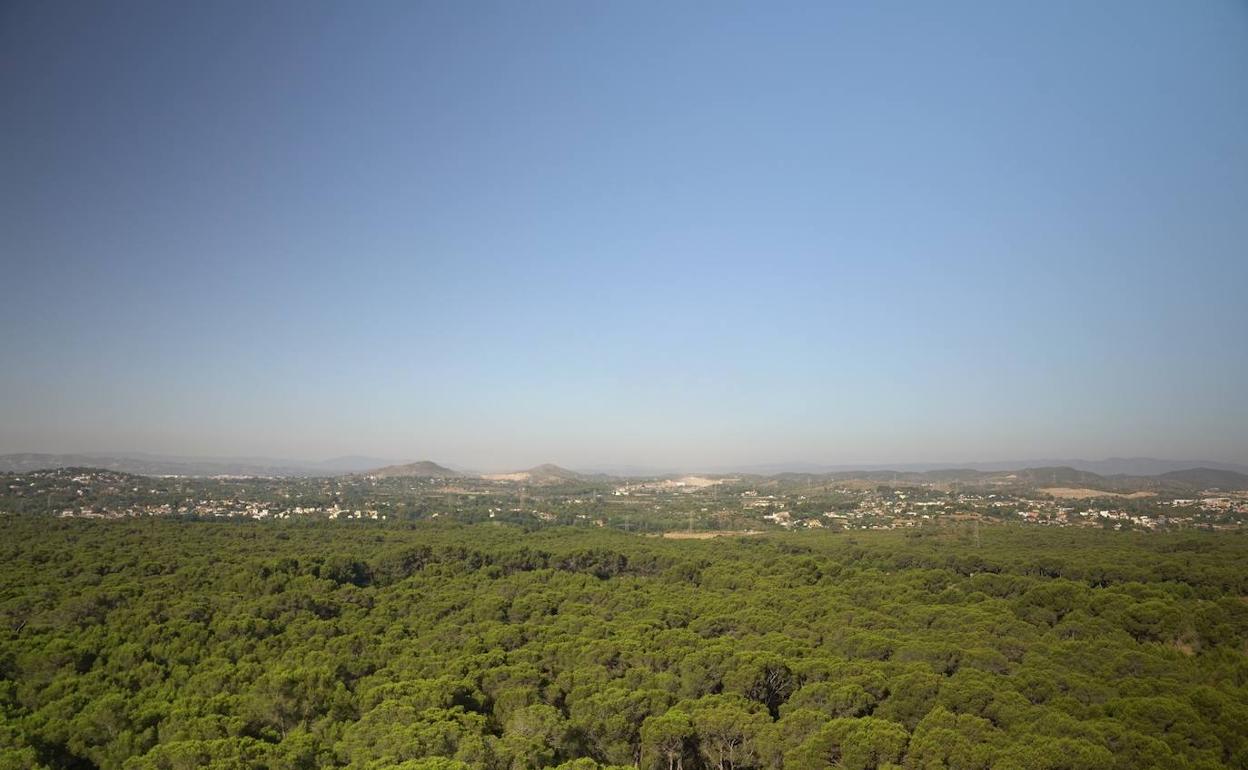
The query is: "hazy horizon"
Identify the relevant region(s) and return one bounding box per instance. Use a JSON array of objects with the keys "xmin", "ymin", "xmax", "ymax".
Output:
[
  {"xmin": 3, "ymin": 449, "xmax": 1247, "ymax": 478},
  {"xmin": 3, "ymin": 1, "xmax": 1246, "ymax": 469}
]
